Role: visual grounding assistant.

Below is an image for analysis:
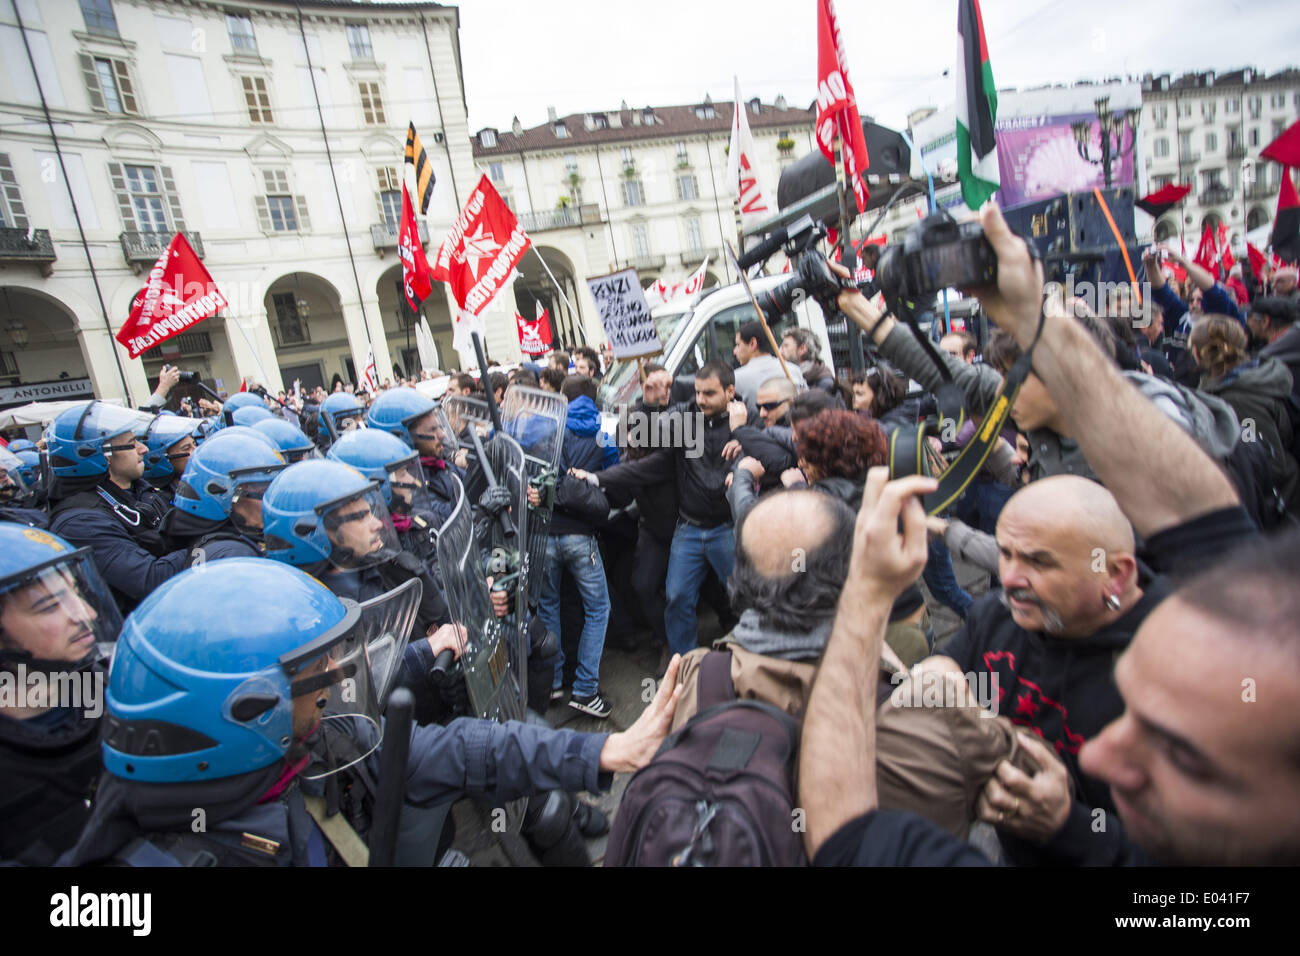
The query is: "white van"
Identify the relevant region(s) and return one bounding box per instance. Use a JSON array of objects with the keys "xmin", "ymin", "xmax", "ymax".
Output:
[{"xmin": 596, "ymin": 274, "xmax": 837, "ymax": 414}]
